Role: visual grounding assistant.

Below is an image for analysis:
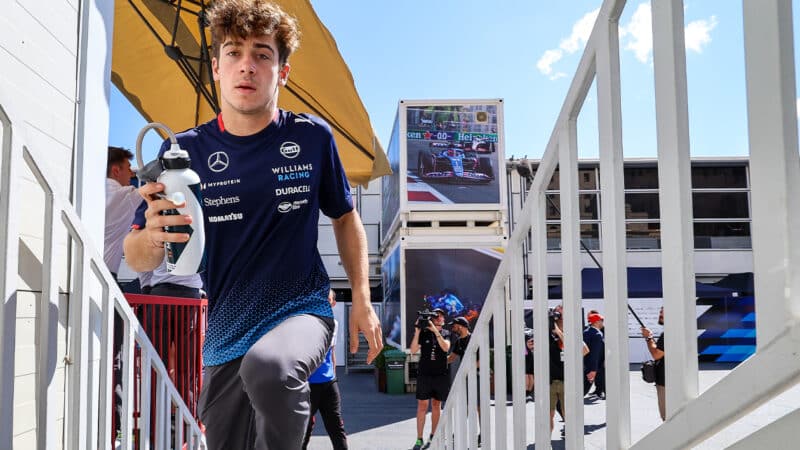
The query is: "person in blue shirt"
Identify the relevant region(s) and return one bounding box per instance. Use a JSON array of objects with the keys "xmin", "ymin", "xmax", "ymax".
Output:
[
  {"xmin": 302, "ymin": 290, "xmax": 347, "ymax": 449},
  {"xmin": 123, "ymin": 1, "xmax": 382, "ymax": 448}
]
